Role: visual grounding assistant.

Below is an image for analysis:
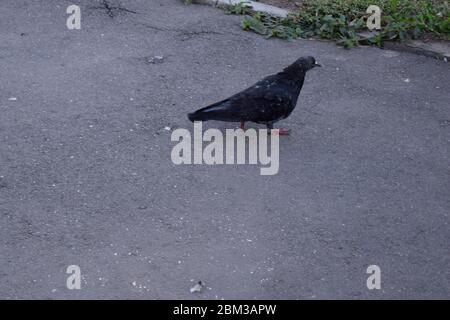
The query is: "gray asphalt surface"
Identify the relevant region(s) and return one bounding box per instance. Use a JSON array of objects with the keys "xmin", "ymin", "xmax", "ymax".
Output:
[{"xmin": 0, "ymin": 0, "xmax": 449, "ymax": 299}]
